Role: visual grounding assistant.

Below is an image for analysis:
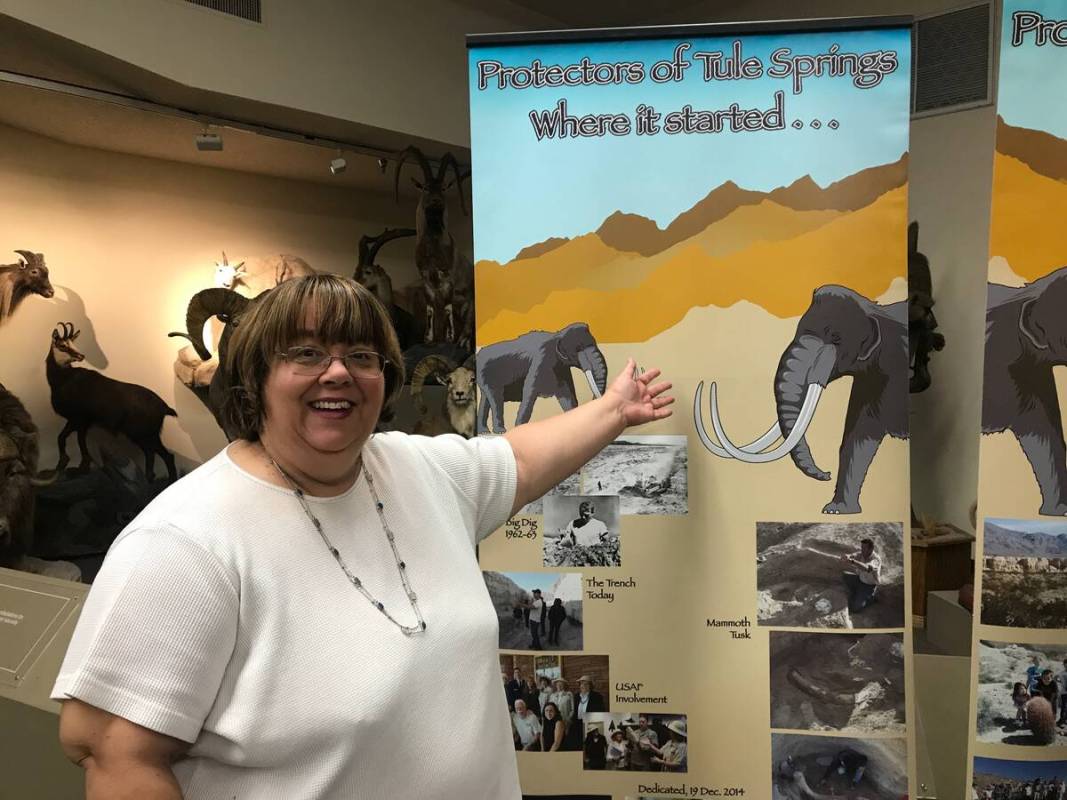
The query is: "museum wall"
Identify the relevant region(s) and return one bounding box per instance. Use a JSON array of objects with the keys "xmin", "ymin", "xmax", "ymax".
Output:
[{"xmin": 0, "ymin": 119, "xmax": 463, "ymax": 471}]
